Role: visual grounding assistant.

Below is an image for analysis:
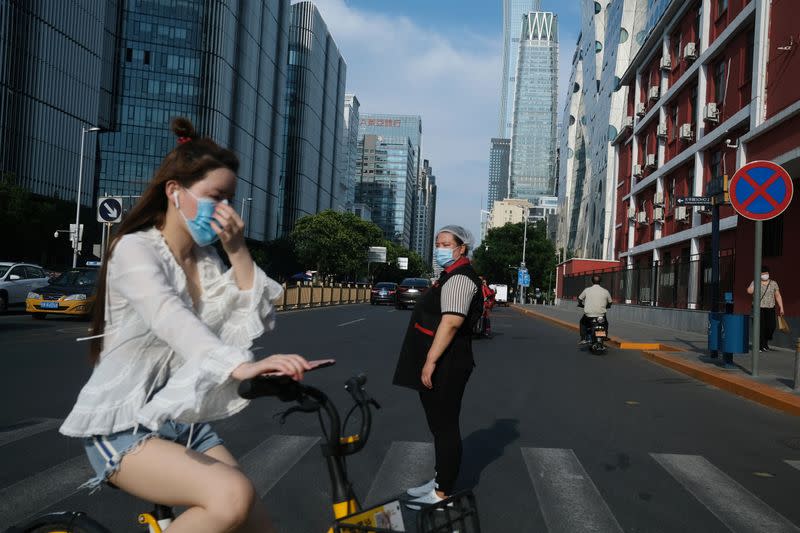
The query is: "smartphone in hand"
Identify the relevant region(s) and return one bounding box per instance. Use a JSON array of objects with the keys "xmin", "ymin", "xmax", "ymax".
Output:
[{"xmin": 307, "ymin": 358, "xmax": 336, "ymax": 370}]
